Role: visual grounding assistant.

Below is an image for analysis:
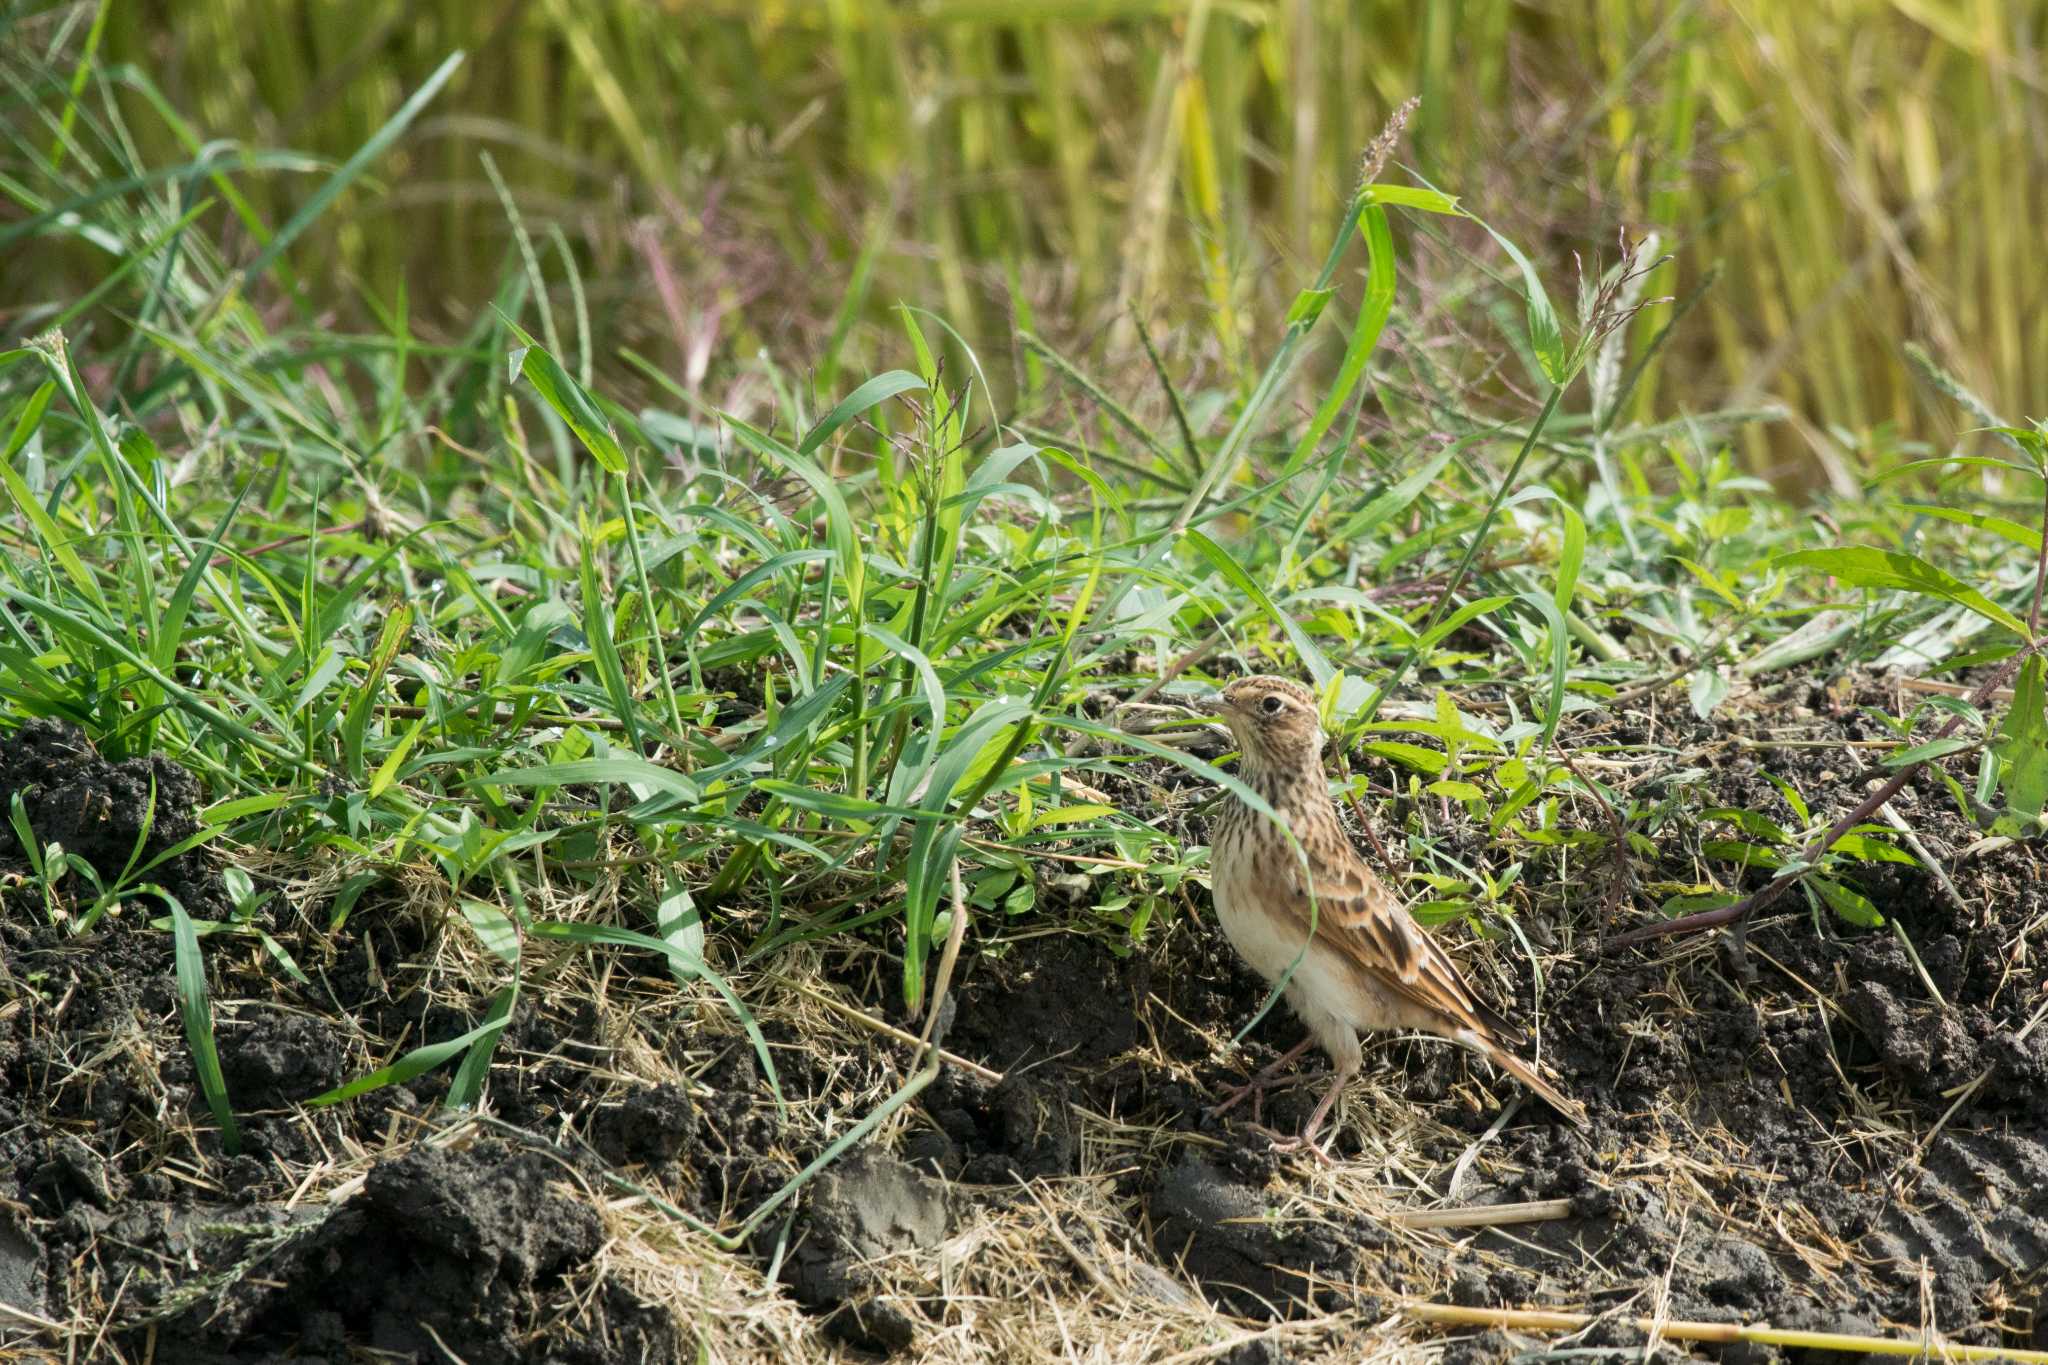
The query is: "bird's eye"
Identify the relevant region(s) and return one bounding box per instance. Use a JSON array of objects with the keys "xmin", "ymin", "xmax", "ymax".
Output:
[{"xmin": 1260, "ymin": 694, "xmax": 1284, "ymax": 715}]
